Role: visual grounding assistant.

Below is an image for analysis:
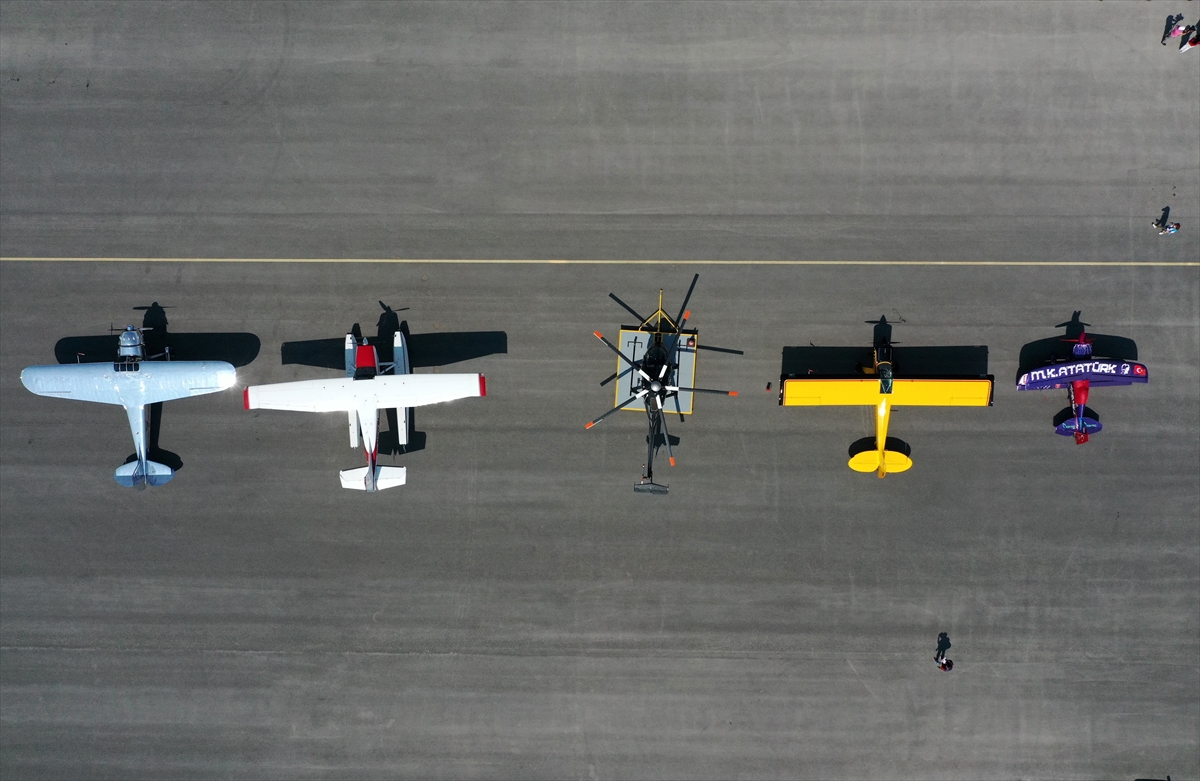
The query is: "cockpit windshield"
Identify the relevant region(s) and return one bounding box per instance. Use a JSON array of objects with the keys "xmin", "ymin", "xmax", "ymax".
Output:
[
  {"xmin": 874, "ymin": 346, "xmax": 894, "ymax": 394},
  {"xmin": 878, "ymin": 362, "xmax": 894, "ymax": 394}
]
